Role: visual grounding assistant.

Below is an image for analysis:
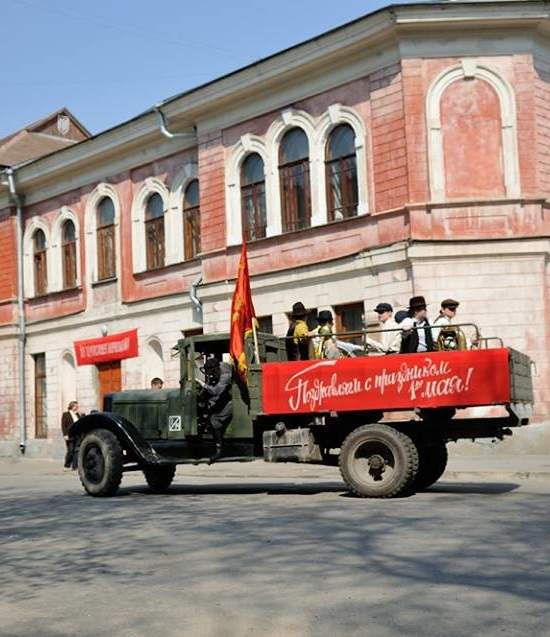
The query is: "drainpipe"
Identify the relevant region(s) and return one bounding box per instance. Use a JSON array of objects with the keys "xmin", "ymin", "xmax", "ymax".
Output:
[
  {"xmin": 153, "ymin": 105, "xmax": 196, "ymax": 140},
  {"xmin": 4, "ymin": 167, "xmax": 26, "ymax": 454},
  {"xmin": 189, "ymin": 274, "xmax": 203, "ymax": 324}
]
